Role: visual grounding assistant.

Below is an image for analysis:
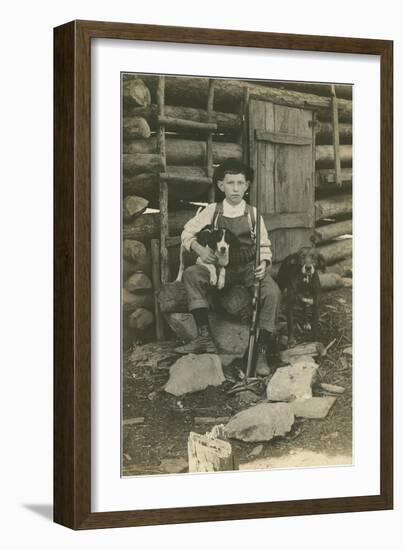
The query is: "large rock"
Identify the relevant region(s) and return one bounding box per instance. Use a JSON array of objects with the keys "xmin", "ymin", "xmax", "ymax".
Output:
[
  {"xmin": 164, "ymin": 312, "xmax": 198, "ymax": 342},
  {"xmin": 209, "ymin": 314, "xmax": 249, "ymax": 355},
  {"xmin": 290, "ymin": 396, "xmax": 337, "ymax": 419},
  {"xmin": 225, "ymin": 403, "xmax": 294, "ymax": 442},
  {"xmin": 164, "ymin": 354, "xmax": 225, "ymax": 396},
  {"xmin": 166, "ymin": 311, "xmax": 249, "ymax": 357},
  {"xmin": 266, "ymin": 360, "xmax": 318, "ymax": 402}
]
